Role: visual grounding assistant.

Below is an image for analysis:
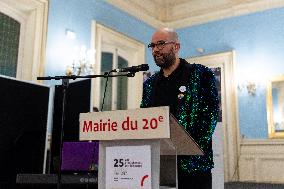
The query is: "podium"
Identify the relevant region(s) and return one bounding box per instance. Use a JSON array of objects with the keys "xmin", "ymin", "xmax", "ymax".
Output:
[{"xmin": 79, "ymin": 106, "xmax": 202, "ymax": 189}]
